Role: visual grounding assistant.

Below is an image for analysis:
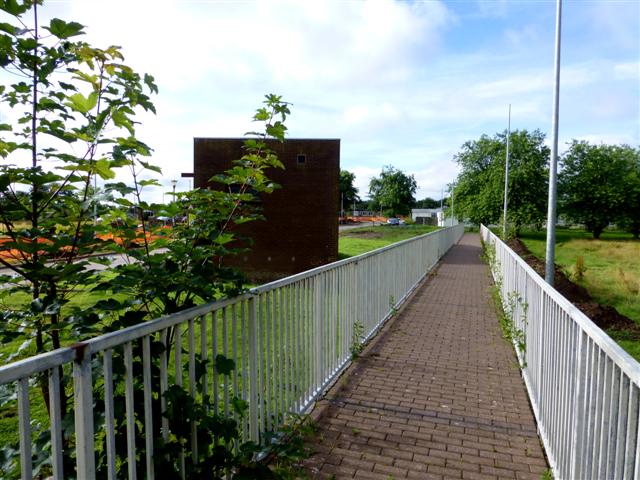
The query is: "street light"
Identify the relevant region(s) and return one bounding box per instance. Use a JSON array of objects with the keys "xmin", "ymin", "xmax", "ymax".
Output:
[
  {"xmin": 171, "ymin": 179, "xmax": 177, "ymax": 200},
  {"xmin": 545, "ymin": 0, "xmax": 563, "ymax": 286},
  {"xmin": 503, "ymin": 104, "xmax": 511, "ymax": 239}
]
